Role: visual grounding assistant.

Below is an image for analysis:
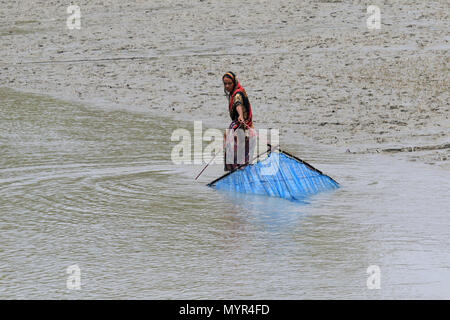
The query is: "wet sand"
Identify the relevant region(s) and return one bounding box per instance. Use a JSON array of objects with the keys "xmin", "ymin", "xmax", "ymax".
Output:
[{"xmin": 0, "ymin": 0, "xmax": 449, "ymax": 166}]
